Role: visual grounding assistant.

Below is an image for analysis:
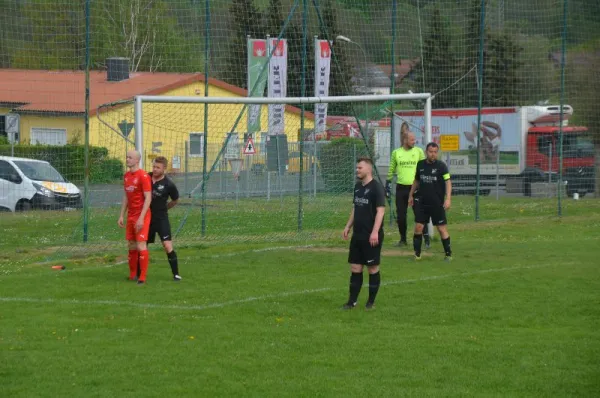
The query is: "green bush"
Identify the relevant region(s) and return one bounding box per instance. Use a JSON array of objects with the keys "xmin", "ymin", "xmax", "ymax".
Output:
[
  {"xmin": 318, "ymin": 138, "xmax": 372, "ymax": 193},
  {"xmin": 0, "ymin": 145, "xmax": 124, "ymax": 184}
]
